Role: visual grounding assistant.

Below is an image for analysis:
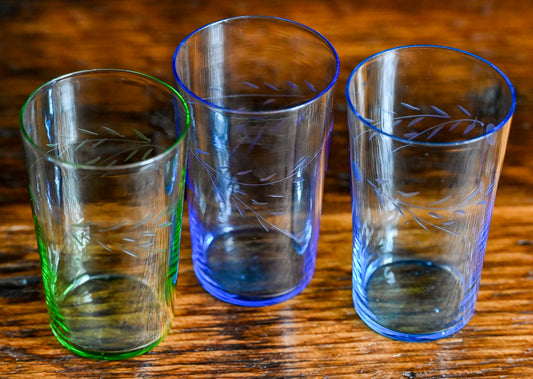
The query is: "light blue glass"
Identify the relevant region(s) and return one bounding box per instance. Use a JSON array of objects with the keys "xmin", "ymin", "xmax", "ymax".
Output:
[
  {"xmin": 346, "ymin": 45, "xmax": 516, "ymax": 341},
  {"xmin": 173, "ymin": 16, "xmax": 339, "ymax": 306}
]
